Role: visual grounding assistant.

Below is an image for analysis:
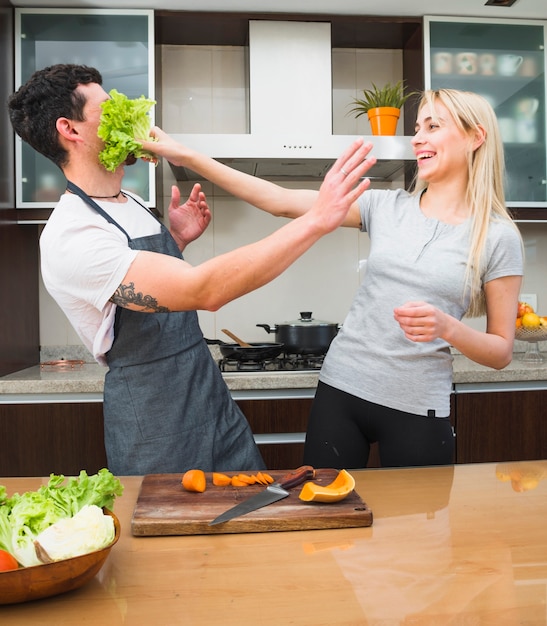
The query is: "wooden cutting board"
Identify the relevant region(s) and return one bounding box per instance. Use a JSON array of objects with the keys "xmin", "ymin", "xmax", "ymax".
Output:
[{"xmin": 131, "ymin": 469, "xmax": 373, "ymax": 536}]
